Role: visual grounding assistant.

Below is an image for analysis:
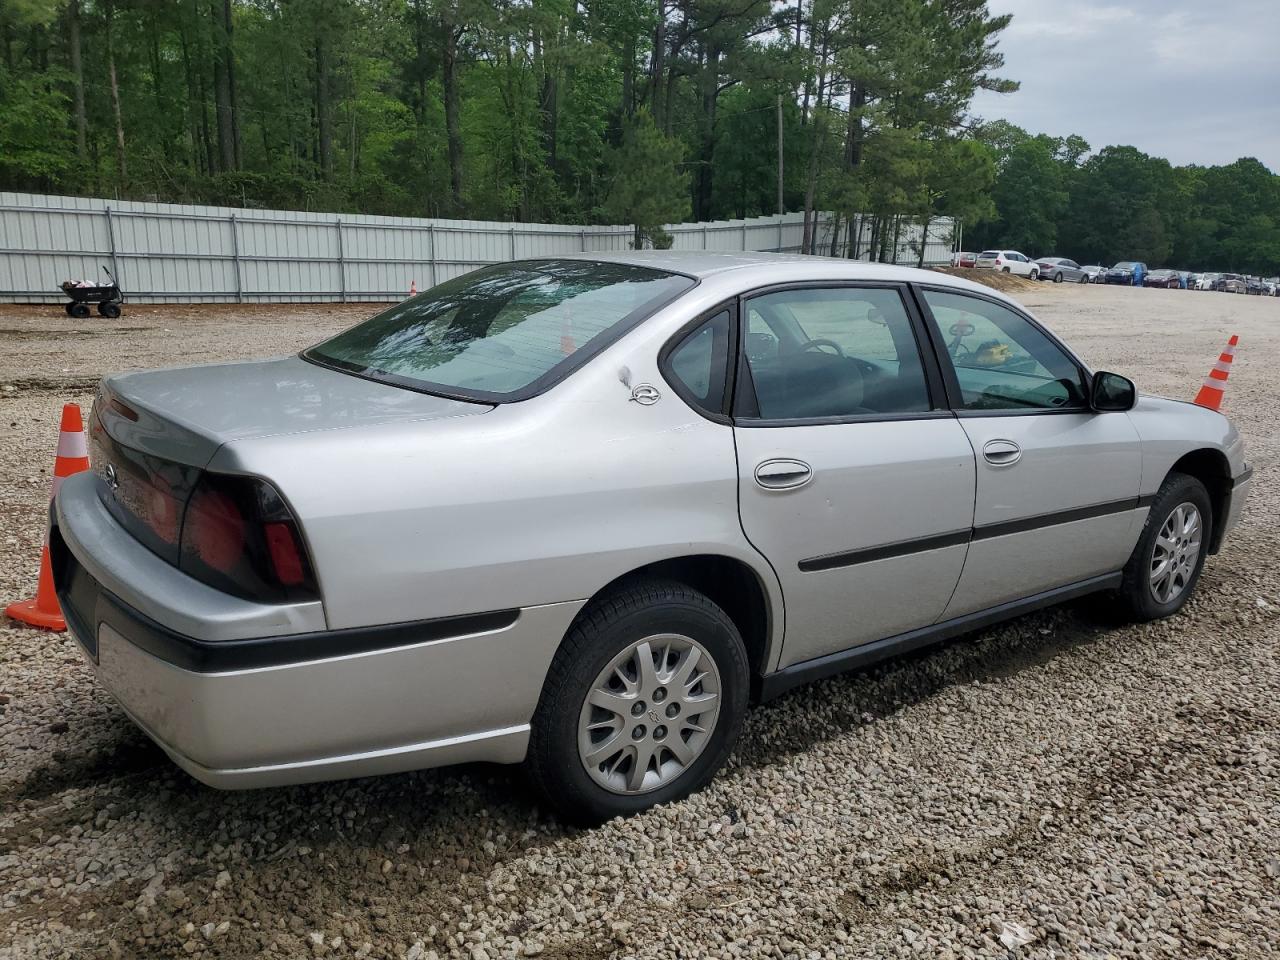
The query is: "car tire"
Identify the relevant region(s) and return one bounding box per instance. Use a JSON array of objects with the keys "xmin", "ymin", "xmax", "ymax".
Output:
[
  {"xmin": 1001, "ymin": 266, "xmax": 1010, "ymax": 273},
  {"xmin": 1029, "ymin": 269, "xmax": 1039, "ymax": 280},
  {"xmin": 69, "ymin": 303, "xmax": 90, "ymax": 318},
  {"xmin": 526, "ymin": 578, "xmax": 749, "ymax": 825},
  {"xmin": 1053, "ymin": 272, "xmax": 1063, "ymax": 283},
  {"xmin": 1078, "ymin": 274, "xmax": 1088, "ymax": 284},
  {"xmin": 1114, "ymin": 472, "xmax": 1213, "ymax": 622},
  {"xmin": 98, "ymin": 301, "xmax": 121, "ymax": 318}
]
